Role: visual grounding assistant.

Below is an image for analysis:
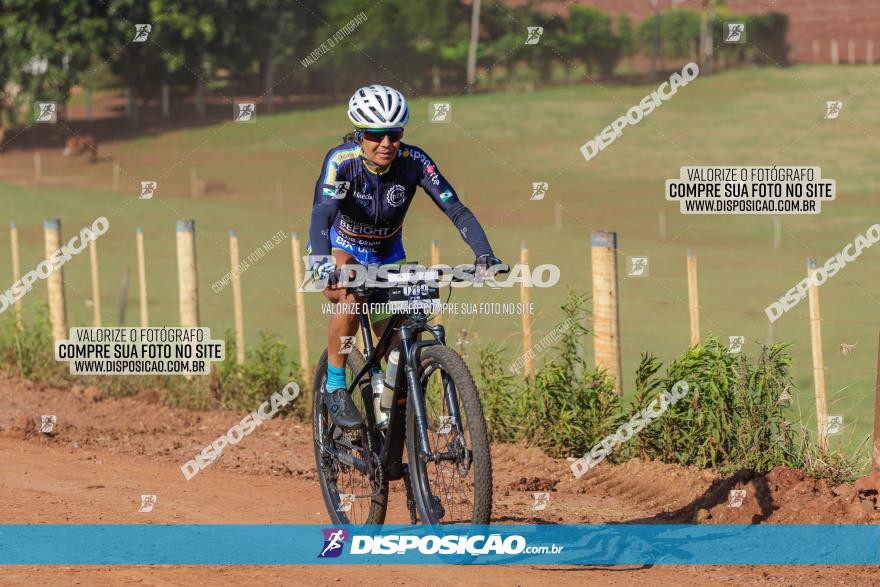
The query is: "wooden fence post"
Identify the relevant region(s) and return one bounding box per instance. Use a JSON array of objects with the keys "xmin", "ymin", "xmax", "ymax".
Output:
[
  {"xmin": 831, "ymin": 39, "xmax": 839, "ymax": 64},
  {"xmin": 520, "ymin": 241, "xmax": 533, "ymax": 377},
  {"xmin": 687, "ymin": 248, "xmax": 700, "ymax": 347},
  {"xmin": 88, "ymin": 239, "xmax": 102, "ymax": 326},
  {"xmin": 161, "ymin": 82, "xmax": 170, "ymax": 118},
  {"xmin": 136, "ymin": 227, "xmax": 149, "ymax": 326},
  {"xmin": 229, "ymin": 230, "xmax": 245, "ymax": 365},
  {"xmin": 43, "ymin": 219, "xmax": 67, "ymax": 343},
  {"xmin": 9, "ymin": 223, "xmax": 22, "ymax": 329},
  {"xmin": 290, "ymin": 233, "xmax": 310, "ymax": 373},
  {"xmin": 33, "ymin": 152, "xmax": 42, "ymax": 183},
  {"xmin": 807, "ymin": 258, "xmax": 828, "ymax": 452},
  {"xmin": 112, "ymin": 161, "xmax": 120, "ymax": 192},
  {"xmin": 812, "ymin": 39, "xmax": 820, "ymax": 61},
  {"xmin": 848, "ymin": 39, "xmax": 856, "ymax": 64},
  {"xmin": 123, "ymin": 87, "xmax": 133, "ymax": 118},
  {"xmin": 591, "ymin": 231, "xmax": 622, "ymax": 396},
  {"xmin": 176, "ymin": 220, "xmax": 200, "ymax": 327},
  {"xmin": 117, "ymin": 266, "xmax": 130, "ymax": 326}
]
